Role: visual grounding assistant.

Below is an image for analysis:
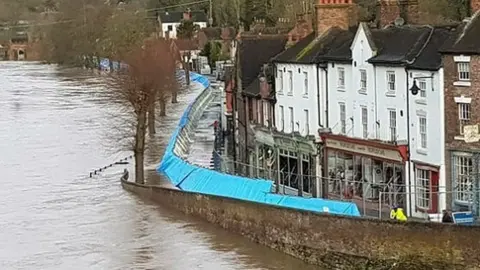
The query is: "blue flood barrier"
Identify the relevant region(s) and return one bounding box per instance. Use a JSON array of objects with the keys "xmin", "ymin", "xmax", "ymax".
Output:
[{"xmin": 158, "ymin": 72, "xmax": 361, "ymax": 217}]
